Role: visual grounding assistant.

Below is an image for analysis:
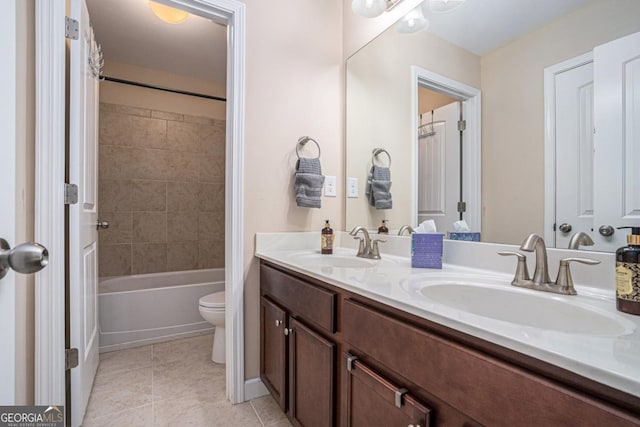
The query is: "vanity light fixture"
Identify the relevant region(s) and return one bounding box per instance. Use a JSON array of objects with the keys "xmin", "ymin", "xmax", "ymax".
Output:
[
  {"xmin": 396, "ymin": 5, "xmax": 430, "ymax": 33},
  {"xmin": 426, "ymin": 0, "xmax": 466, "ymax": 13},
  {"xmin": 149, "ymin": 1, "xmax": 189, "ymax": 24},
  {"xmin": 352, "ymin": 0, "xmax": 405, "ymax": 18}
]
